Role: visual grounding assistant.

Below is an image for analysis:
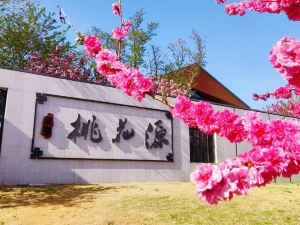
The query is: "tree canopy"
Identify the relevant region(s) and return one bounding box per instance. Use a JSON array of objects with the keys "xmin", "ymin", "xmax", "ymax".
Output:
[{"xmin": 0, "ymin": 0, "xmax": 71, "ymax": 69}]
